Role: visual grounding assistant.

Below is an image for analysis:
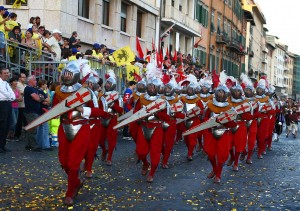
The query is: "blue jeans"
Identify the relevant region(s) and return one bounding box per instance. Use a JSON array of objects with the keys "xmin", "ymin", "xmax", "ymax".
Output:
[
  {"xmin": 10, "ymin": 108, "xmax": 19, "ymax": 131},
  {"xmin": 0, "ymin": 32, "xmax": 5, "ymax": 49},
  {"xmin": 36, "ymin": 122, "xmax": 50, "ymax": 149}
]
